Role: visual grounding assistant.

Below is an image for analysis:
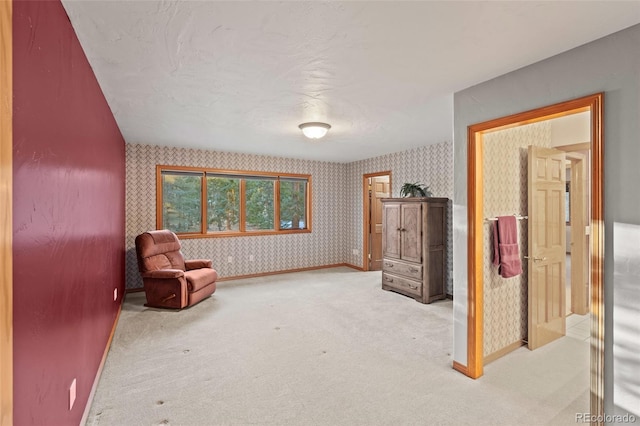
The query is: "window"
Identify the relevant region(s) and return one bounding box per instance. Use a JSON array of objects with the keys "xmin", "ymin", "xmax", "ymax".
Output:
[
  {"xmin": 157, "ymin": 166, "xmax": 311, "ymax": 237},
  {"xmin": 161, "ymin": 171, "xmax": 203, "ymax": 234},
  {"xmin": 206, "ymin": 175, "xmax": 240, "ymax": 232},
  {"xmin": 279, "ymin": 178, "xmax": 307, "ymax": 229}
]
